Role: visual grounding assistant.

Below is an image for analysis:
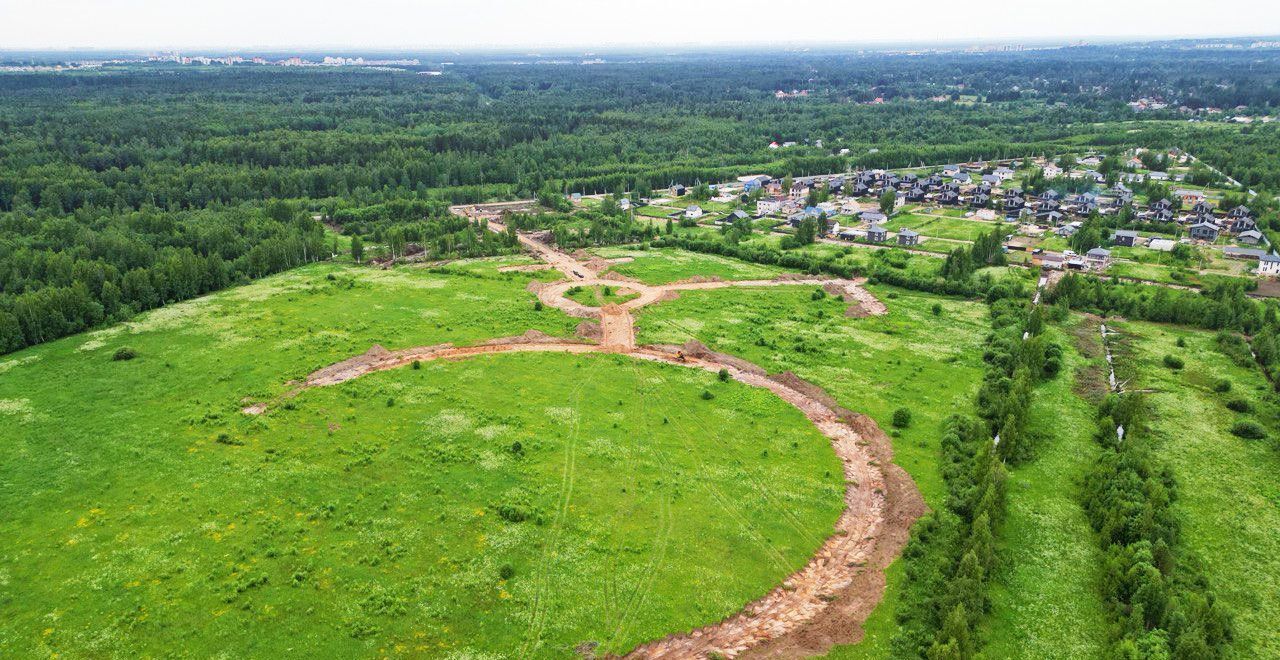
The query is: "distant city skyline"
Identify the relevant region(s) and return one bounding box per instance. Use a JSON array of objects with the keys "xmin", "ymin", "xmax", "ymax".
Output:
[{"xmin": 2, "ymin": 0, "xmax": 1280, "ymax": 51}]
